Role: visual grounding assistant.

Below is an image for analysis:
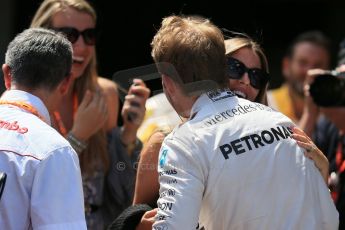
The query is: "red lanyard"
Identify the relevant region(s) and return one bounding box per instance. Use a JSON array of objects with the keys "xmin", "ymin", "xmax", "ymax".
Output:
[
  {"xmin": 335, "ymin": 132, "xmax": 345, "ymax": 174},
  {"xmin": 0, "ymin": 100, "xmax": 45, "ymax": 122},
  {"xmin": 53, "ymin": 93, "xmax": 78, "ymax": 137},
  {"xmin": 331, "ymin": 131, "xmax": 344, "ymax": 202}
]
